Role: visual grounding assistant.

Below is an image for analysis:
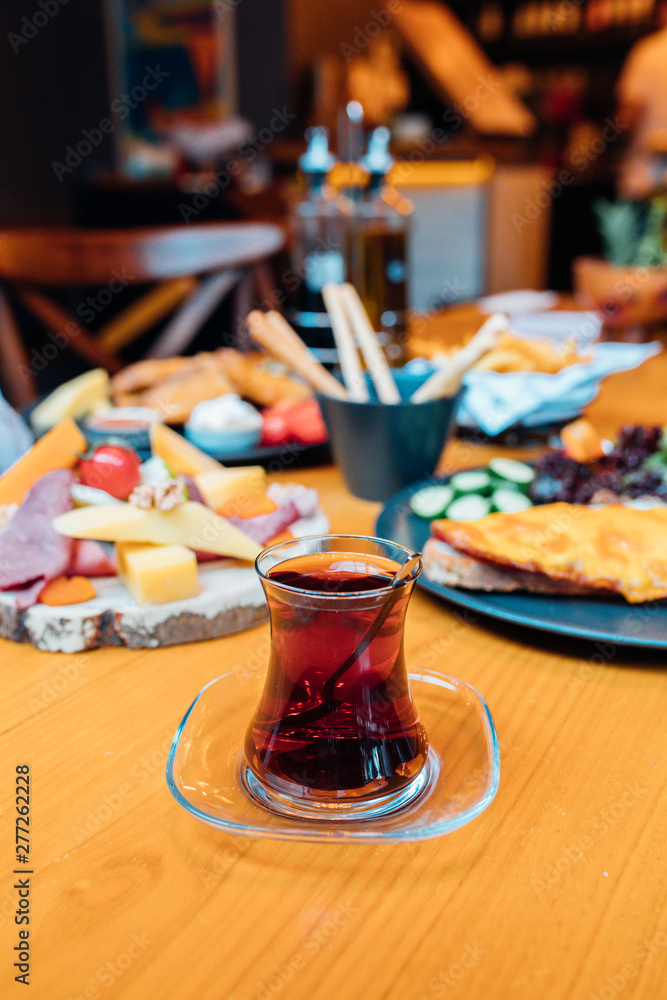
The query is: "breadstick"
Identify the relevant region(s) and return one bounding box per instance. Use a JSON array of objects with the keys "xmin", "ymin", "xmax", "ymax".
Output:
[
  {"xmin": 340, "ymin": 284, "xmax": 401, "ymax": 404},
  {"xmin": 265, "ymin": 310, "xmax": 350, "ymax": 400},
  {"xmin": 265, "ymin": 311, "xmax": 312, "ymax": 355},
  {"xmin": 246, "ymin": 311, "xmax": 348, "ymax": 400},
  {"xmin": 410, "ymin": 312, "xmax": 508, "ymax": 402},
  {"xmin": 322, "ymin": 284, "xmax": 369, "ymax": 402}
]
